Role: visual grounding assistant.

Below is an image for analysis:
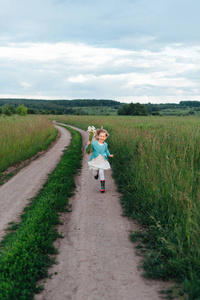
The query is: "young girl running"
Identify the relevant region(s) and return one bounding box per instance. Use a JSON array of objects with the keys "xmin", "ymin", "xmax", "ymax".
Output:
[{"xmin": 86, "ymin": 128, "xmax": 113, "ymax": 193}]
